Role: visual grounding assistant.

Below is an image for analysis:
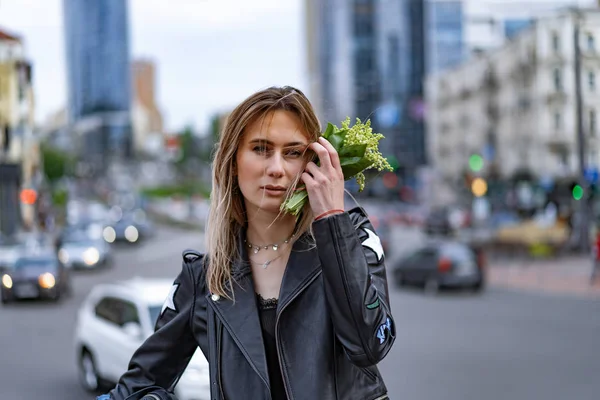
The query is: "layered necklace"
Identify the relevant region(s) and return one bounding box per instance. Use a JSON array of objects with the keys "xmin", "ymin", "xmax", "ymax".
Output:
[{"xmin": 245, "ymin": 232, "xmax": 295, "ymax": 269}]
